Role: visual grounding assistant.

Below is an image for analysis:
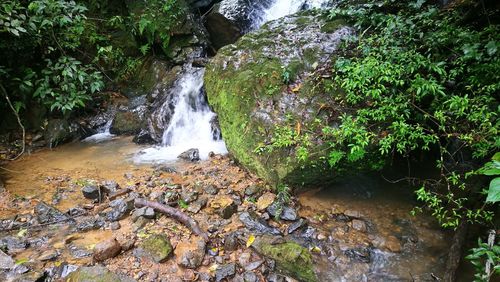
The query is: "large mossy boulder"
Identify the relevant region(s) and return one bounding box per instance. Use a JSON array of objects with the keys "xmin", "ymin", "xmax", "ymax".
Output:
[
  {"xmin": 66, "ymin": 266, "xmax": 127, "ymax": 282},
  {"xmin": 205, "ymin": 11, "xmax": 354, "ymax": 184}
]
